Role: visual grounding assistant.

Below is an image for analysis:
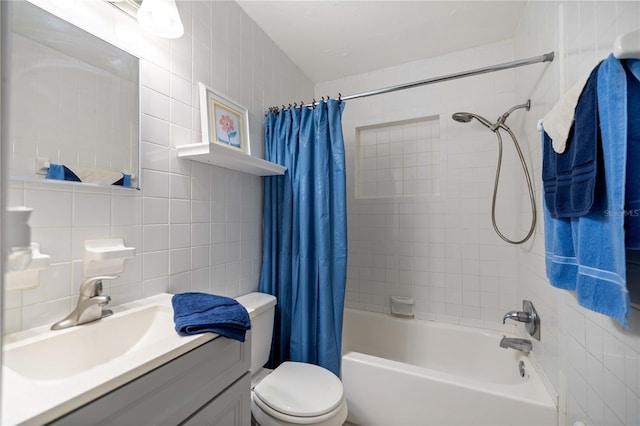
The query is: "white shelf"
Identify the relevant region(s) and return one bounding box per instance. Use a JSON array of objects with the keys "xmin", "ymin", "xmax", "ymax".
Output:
[{"xmin": 177, "ymin": 142, "xmax": 286, "ymax": 176}]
